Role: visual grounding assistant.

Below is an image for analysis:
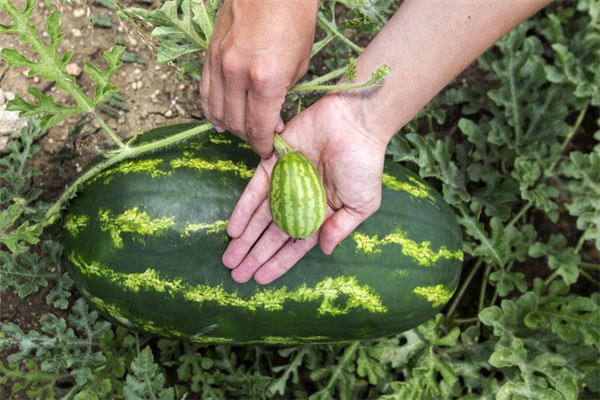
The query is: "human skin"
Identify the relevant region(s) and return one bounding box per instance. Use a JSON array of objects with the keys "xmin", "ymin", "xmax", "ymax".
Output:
[
  {"xmin": 218, "ymin": 0, "xmax": 551, "ymax": 284},
  {"xmin": 200, "ymin": 0, "xmax": 319, "ymax": 158}
]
